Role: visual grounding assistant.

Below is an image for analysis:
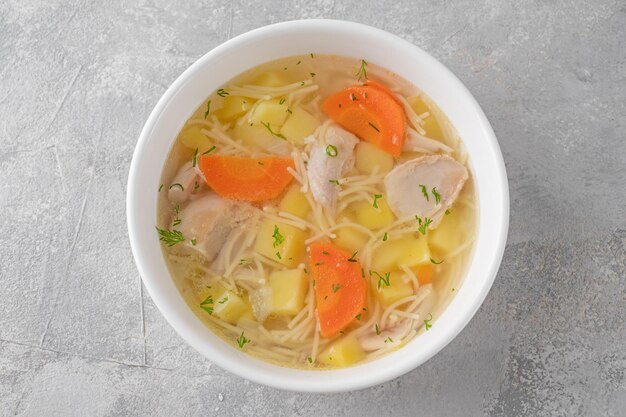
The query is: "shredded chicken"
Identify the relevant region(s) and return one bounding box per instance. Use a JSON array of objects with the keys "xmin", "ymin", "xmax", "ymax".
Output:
[
  {"xmin": 175, "ymin": 192, "xmax": 260, "ymax": 262},
  {"xmin": 384, "ymin": 155, "xmax": 468, "ymax": 227},
  {"xmin": 306, "ymin": 124, "xmax": 359, "ymax": 213},
  {"xmin": 403, "ymin": 128, "xmax": 453, "ymax": 154},
  {"xmin": 167, "ymin": 162, "xmax": 199, "ymax": 203}
]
